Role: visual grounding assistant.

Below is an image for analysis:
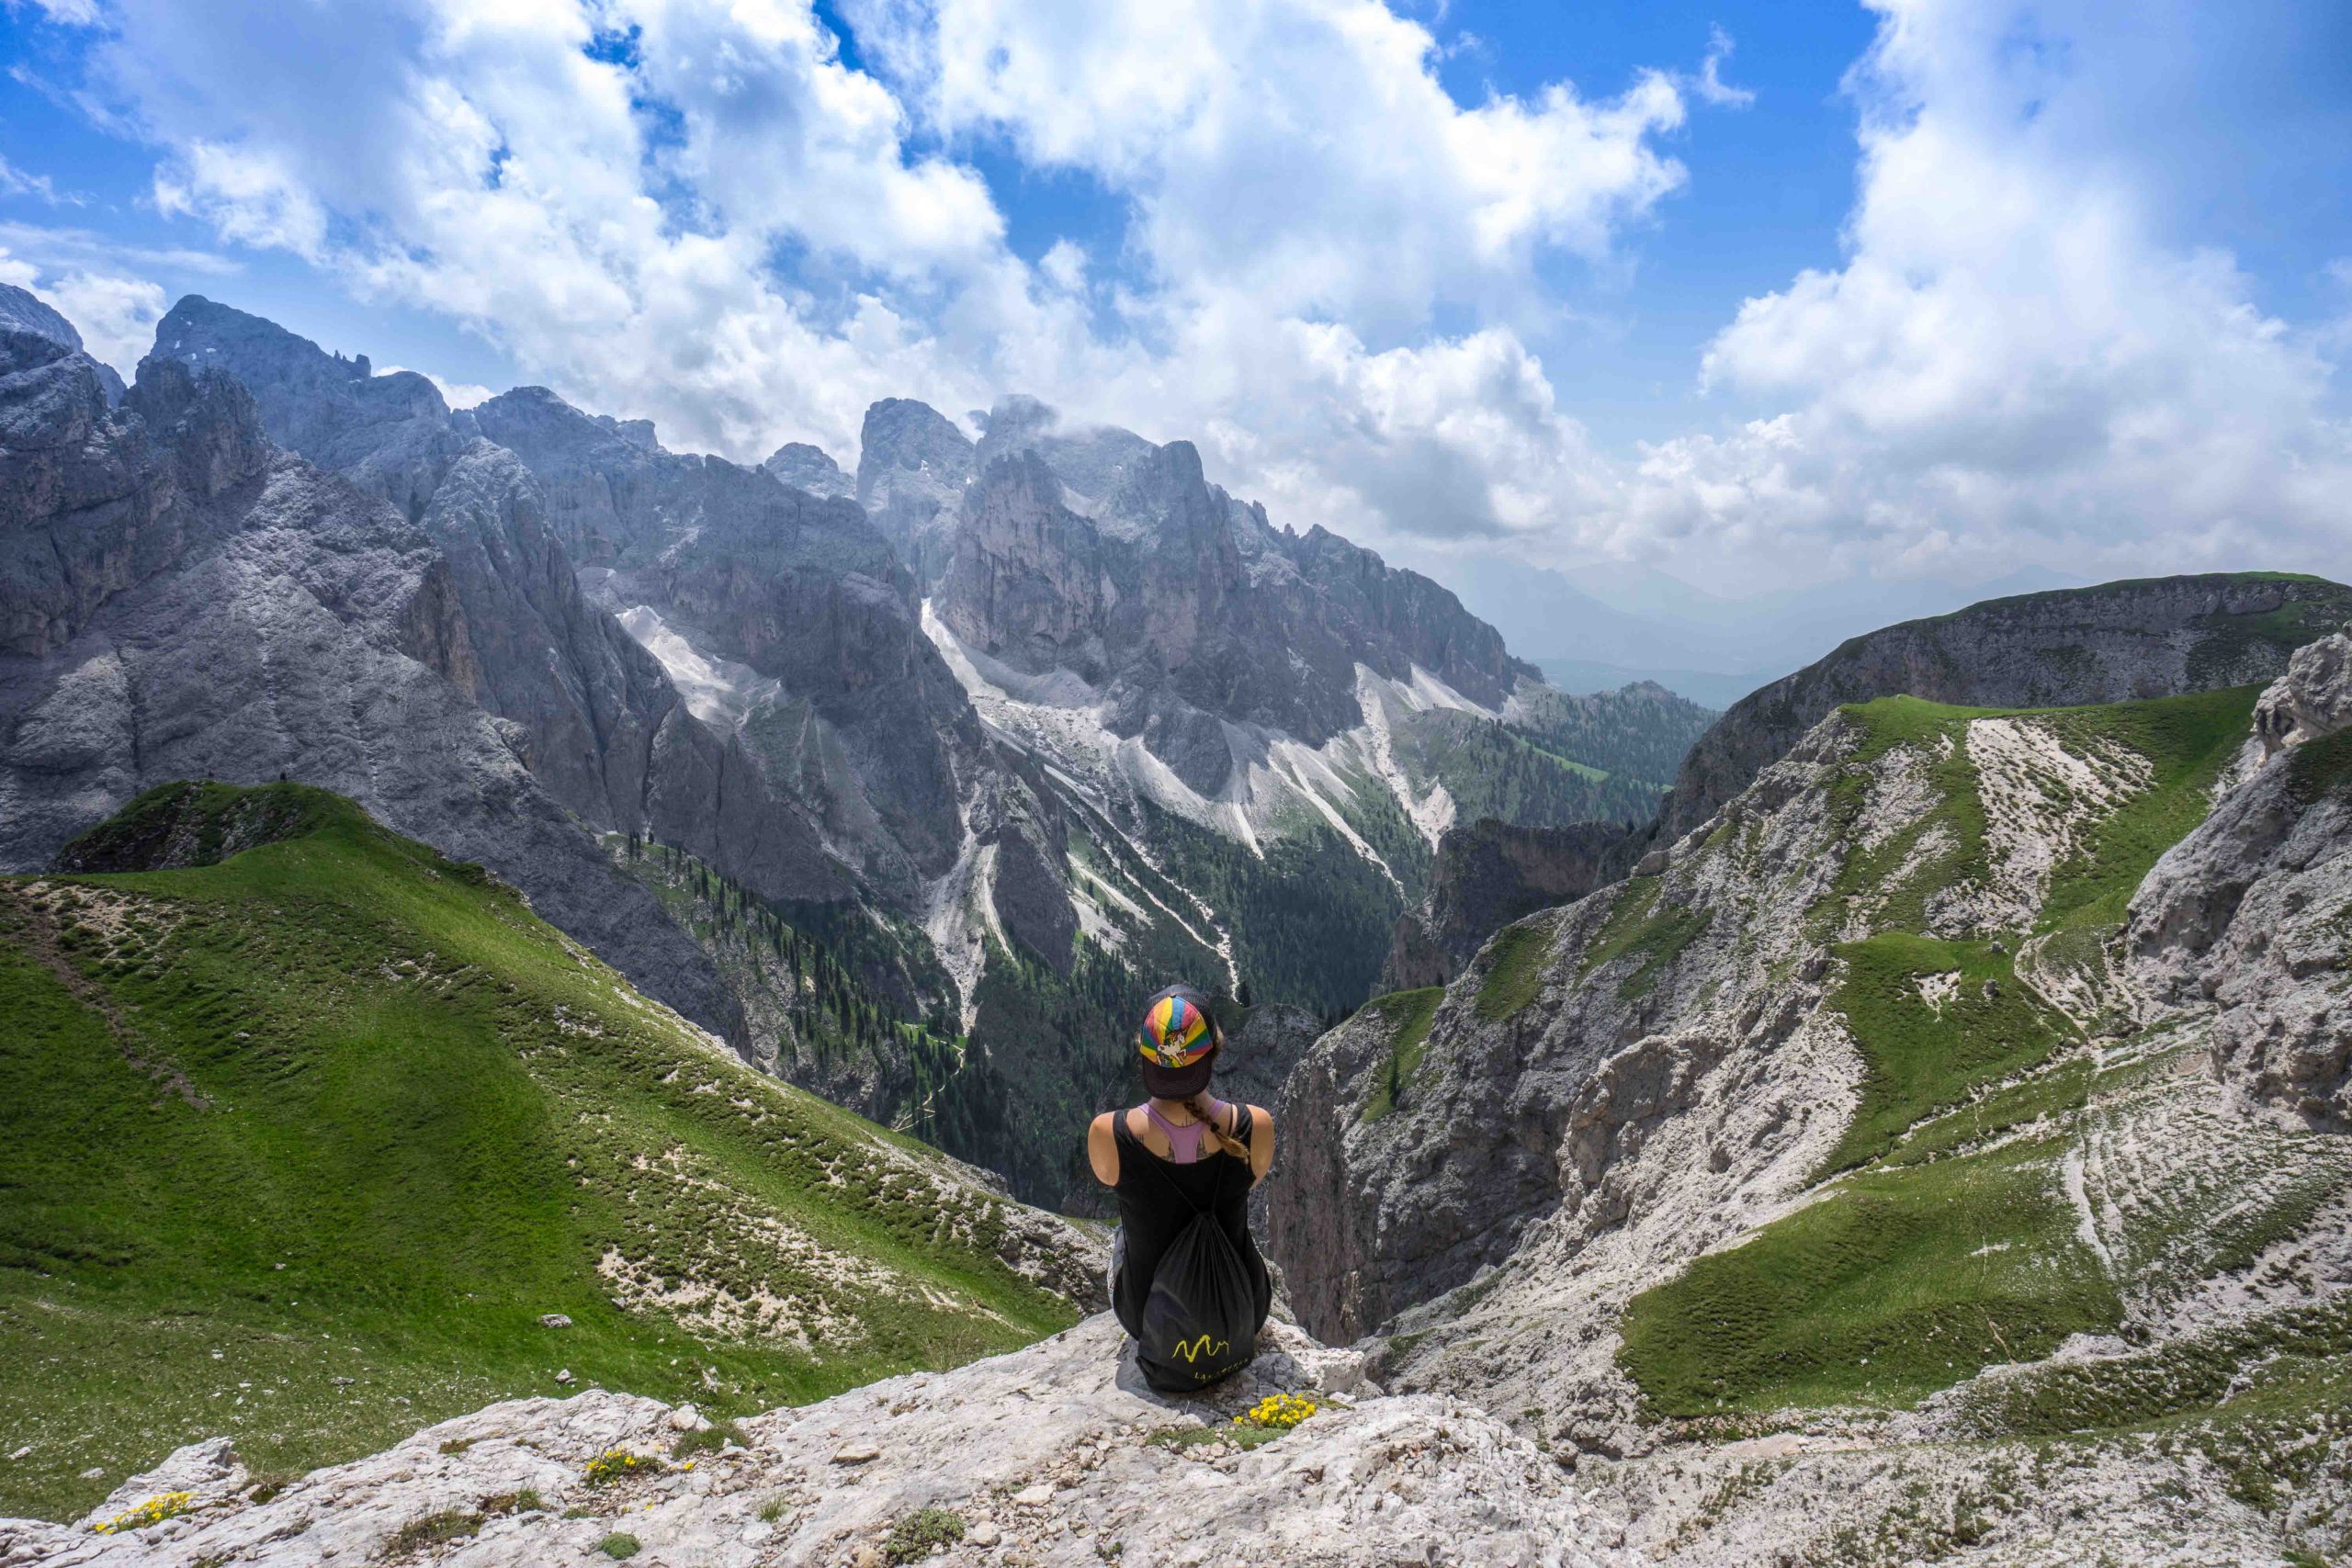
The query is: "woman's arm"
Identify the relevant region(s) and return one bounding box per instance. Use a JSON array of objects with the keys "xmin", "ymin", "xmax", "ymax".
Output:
[
  {"xmin": 1087, "ymin": 1111, "xmax": 1121, "ymax": 1187},
  {"xmin": 1240, "ymin": 1103, "xmax": 1274, "ymax": 1185}
]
